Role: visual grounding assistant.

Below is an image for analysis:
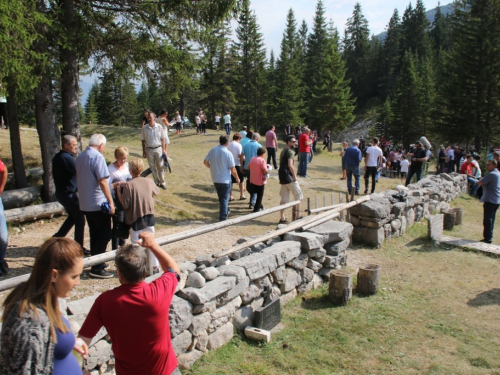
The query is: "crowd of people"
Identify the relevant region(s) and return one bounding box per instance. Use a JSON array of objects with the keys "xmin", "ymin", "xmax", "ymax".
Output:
[{"xmin": 1, "ymin": 106, "xmax": 500, "ymax": 374}]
